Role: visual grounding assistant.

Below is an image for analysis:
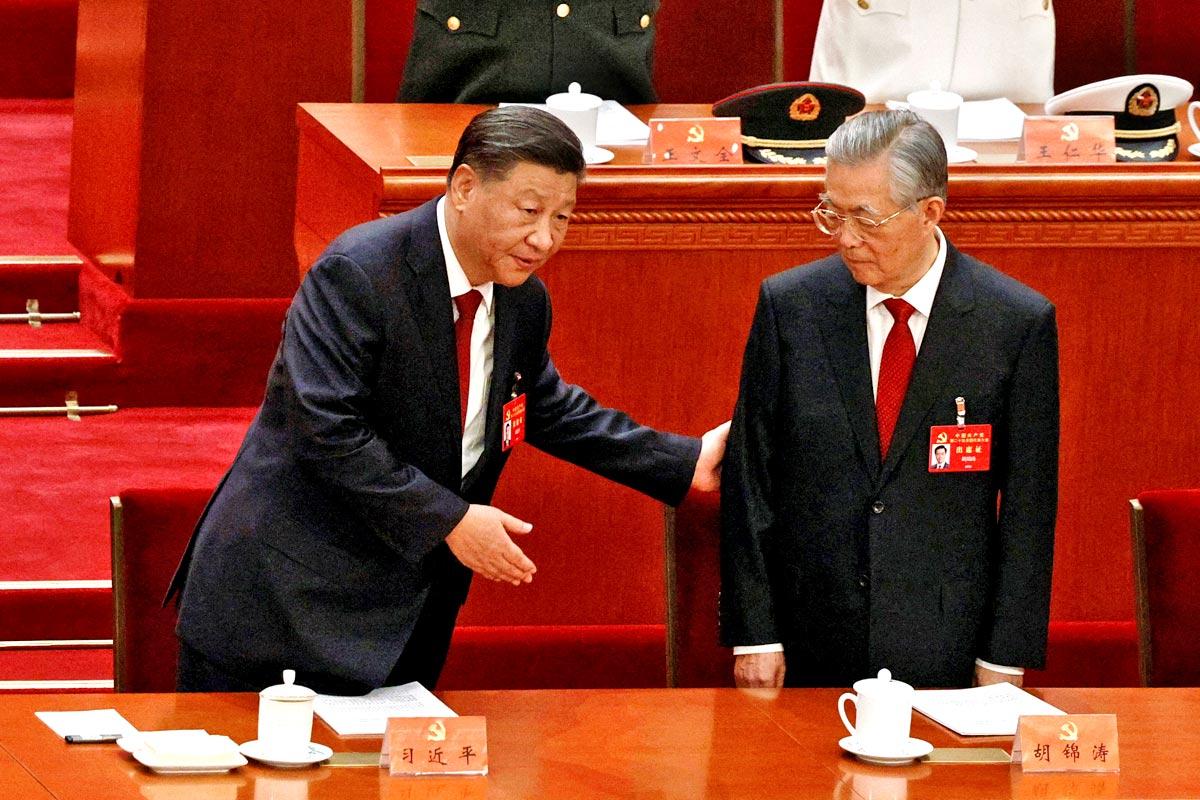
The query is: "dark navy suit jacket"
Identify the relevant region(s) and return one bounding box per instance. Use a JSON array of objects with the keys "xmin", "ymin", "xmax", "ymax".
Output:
[
  {"xmin": 170, "ymin": 198, "xmax": 699, "ymax": 688},
  {"xmin": 720, "ymin": 243, "xmax": 1059, "ymax": 687}
]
